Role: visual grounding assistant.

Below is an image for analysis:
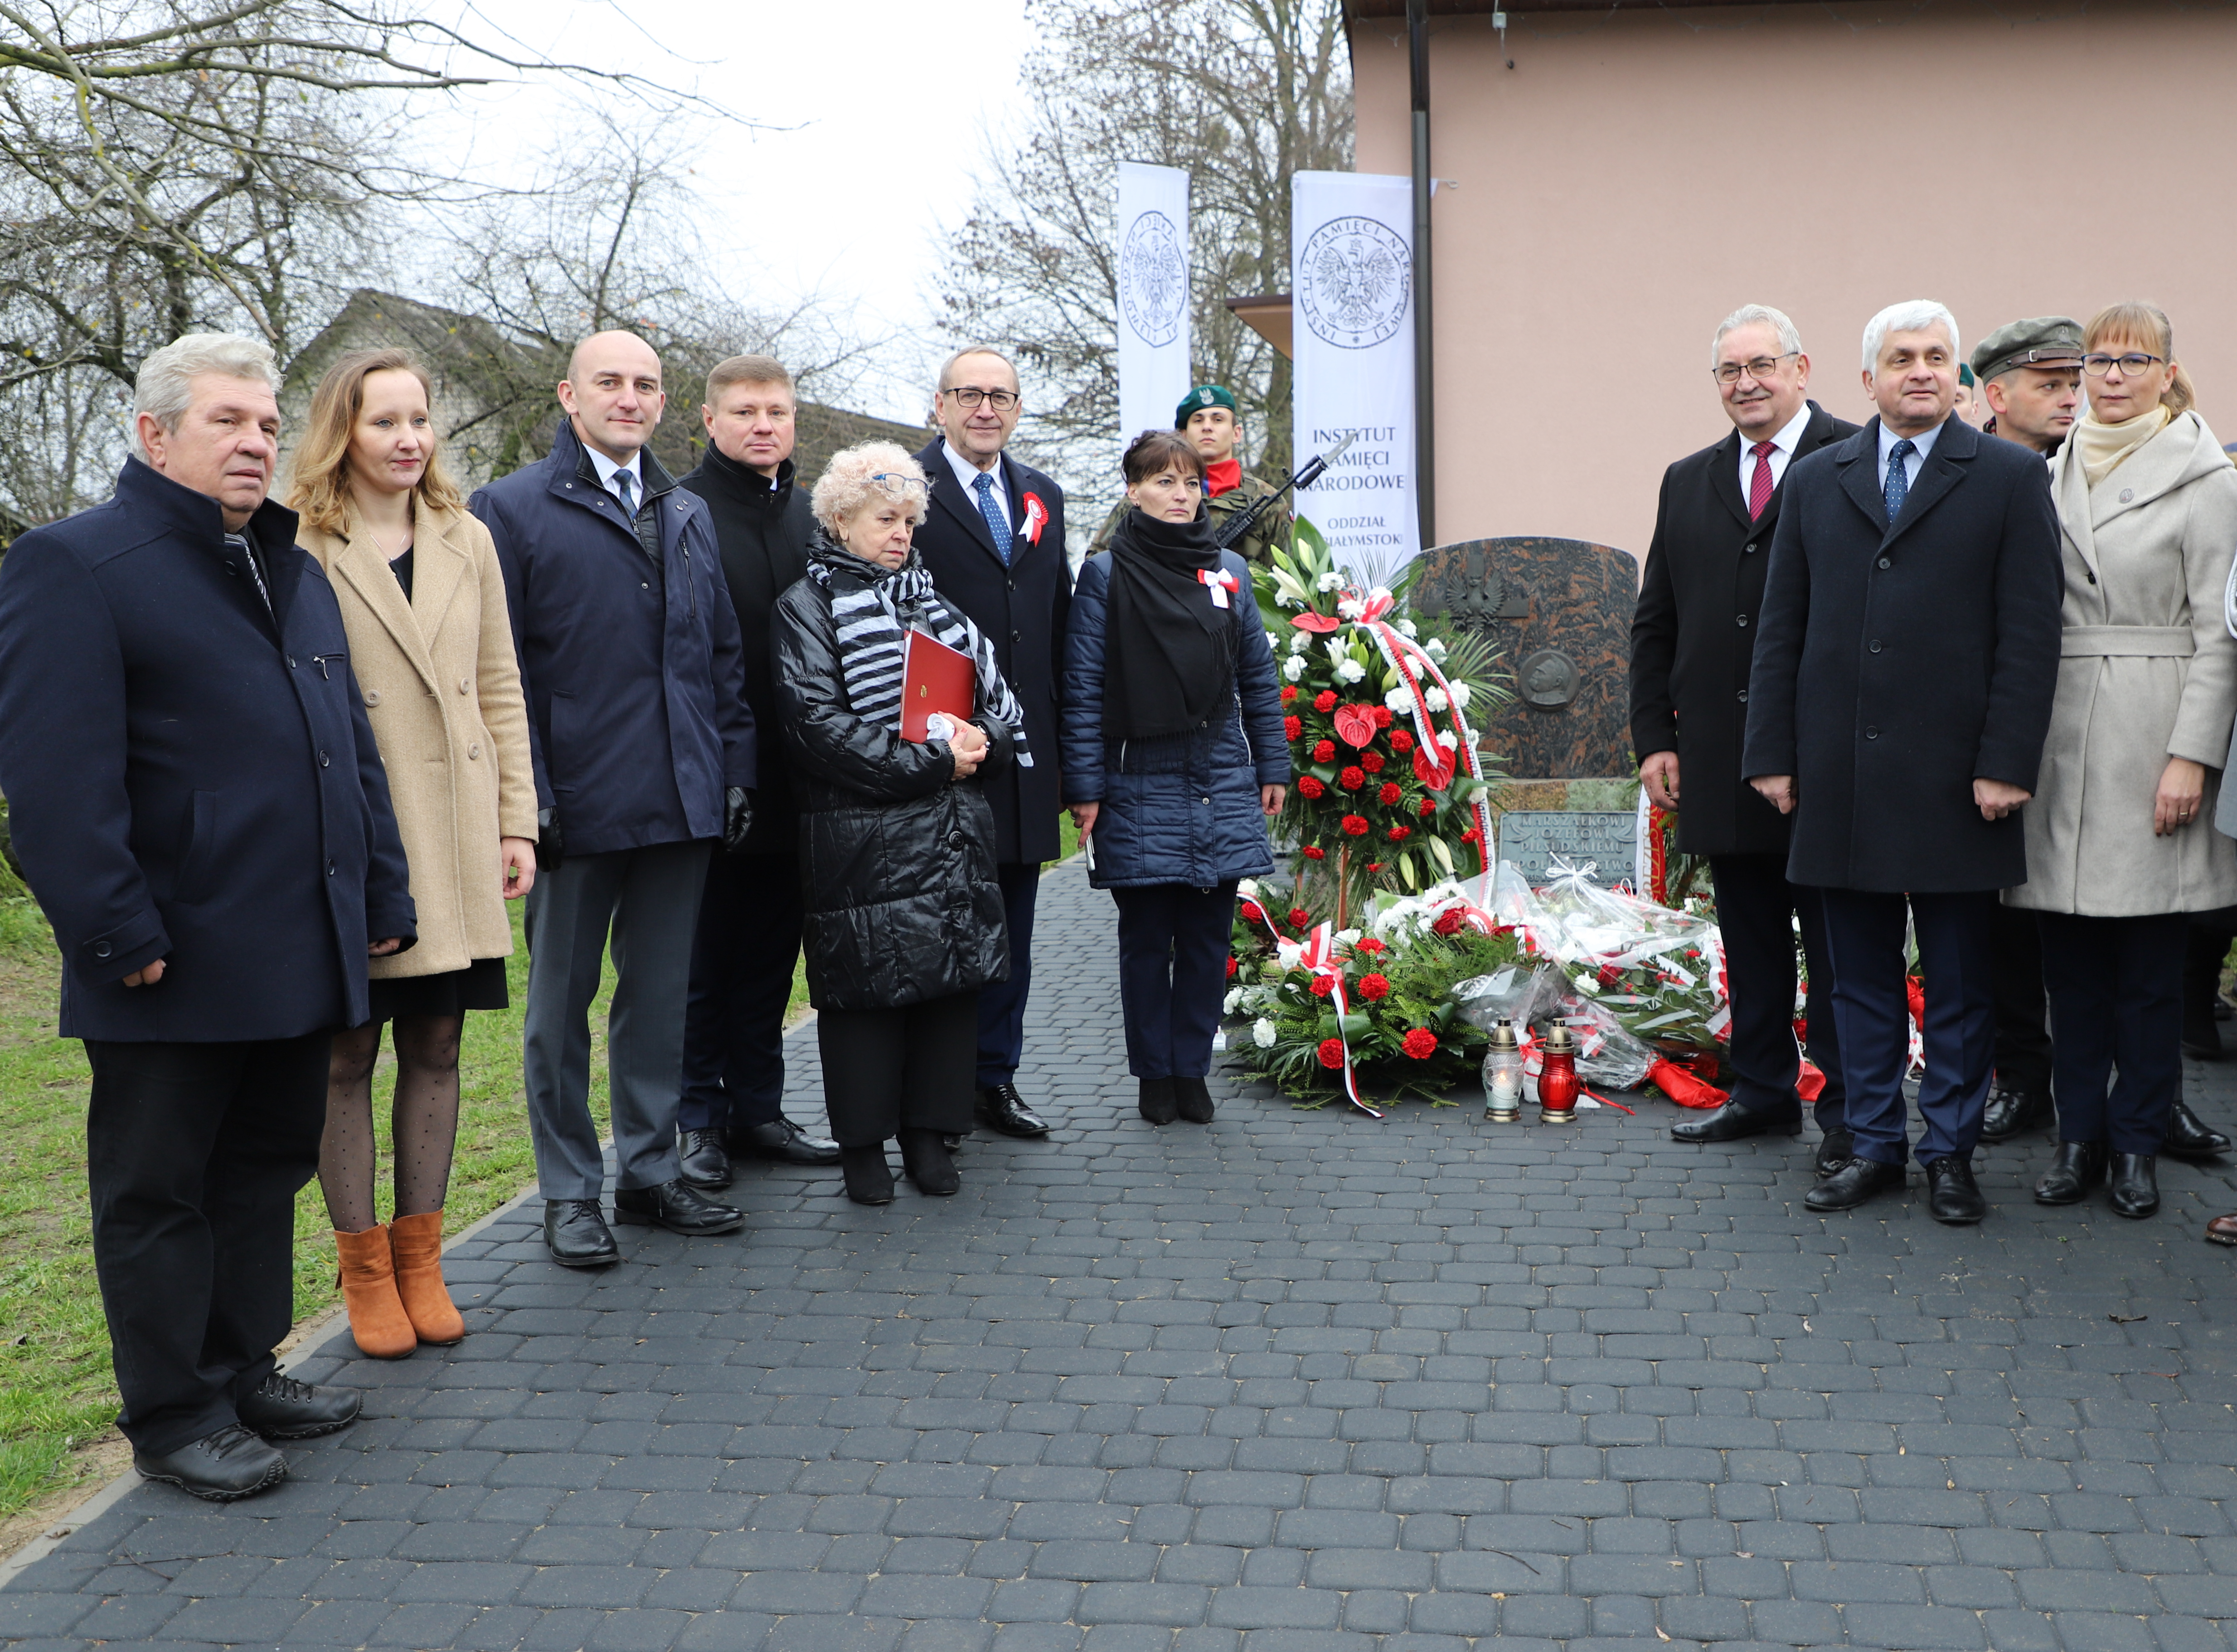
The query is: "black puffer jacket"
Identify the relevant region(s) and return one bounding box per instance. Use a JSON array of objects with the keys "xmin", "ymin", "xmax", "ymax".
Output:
[{"xmin": 772, "ymin": 557, "xmax": 1014, "ymax": 1012}]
